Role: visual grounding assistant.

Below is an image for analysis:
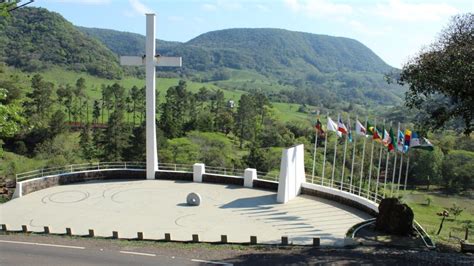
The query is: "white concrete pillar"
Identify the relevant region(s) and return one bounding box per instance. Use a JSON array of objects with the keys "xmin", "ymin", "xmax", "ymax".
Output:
[
  {"xmin": 244, "ymin": 168, "xmax": 257, "ymax": 188},
  {"xmin": 193, "ymin": 163, "xmax": 205, "ymax": 183},
  {"xmin": 12, "ymin": 182, "xmax": 22, "ymax": 198},
  {"xmin": 277, "ymin": 144, "xmax": 306, "ymax": 203},
  {"xmin": 145, "ymin": 13, "xmax": 158, "ymax": 180}
]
